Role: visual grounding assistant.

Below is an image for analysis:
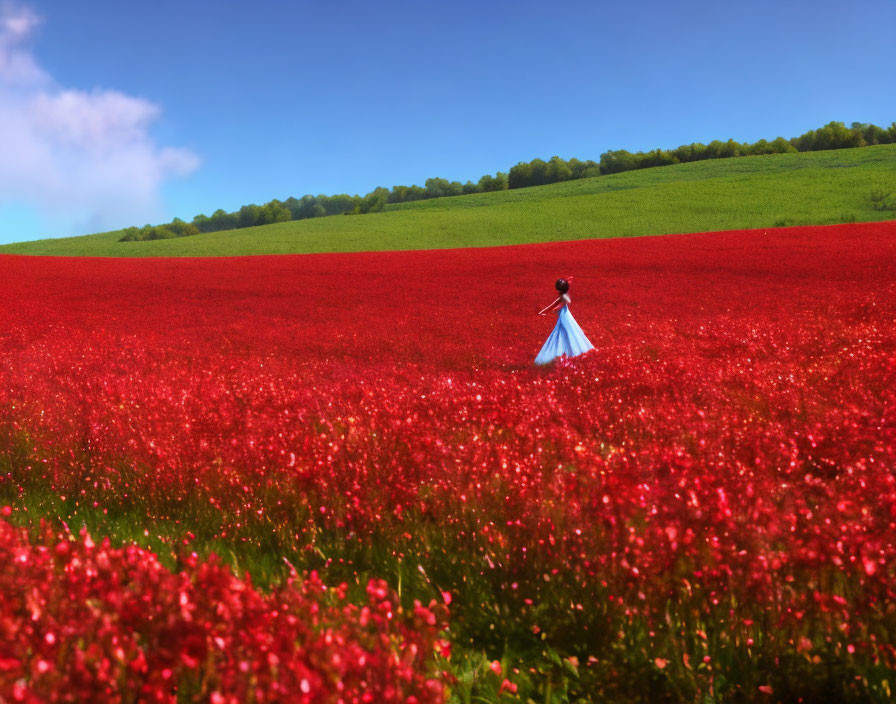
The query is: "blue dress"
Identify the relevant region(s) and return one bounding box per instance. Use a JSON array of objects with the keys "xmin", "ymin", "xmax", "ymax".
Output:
[{"xmin": 535, "ymin": 304, "xmax": 594, "ymax": 365}]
